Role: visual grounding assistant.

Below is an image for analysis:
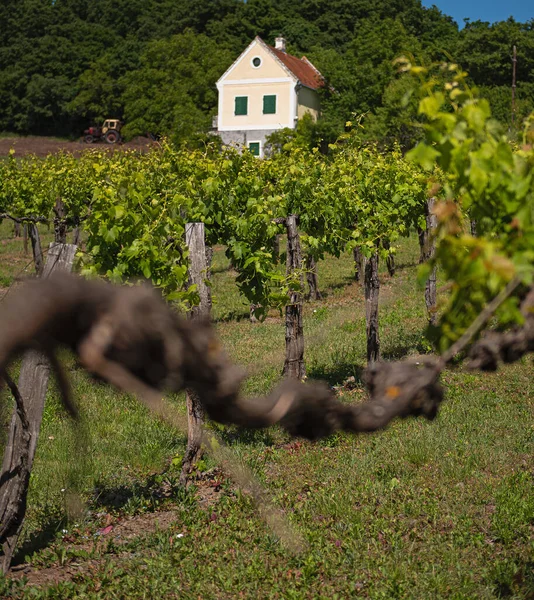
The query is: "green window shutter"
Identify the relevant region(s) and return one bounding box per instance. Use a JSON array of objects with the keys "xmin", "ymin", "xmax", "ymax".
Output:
[
  {"xmin": 235, "ymin": 96, "xmax": 248, "ymax": 115},
  {"xmin": 263, "ymin": 95, "xmax": 276, "ymax": 114},
  {"xmin": 248, "ymin": 142, "xmax": 260, "ymax": 157}
]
